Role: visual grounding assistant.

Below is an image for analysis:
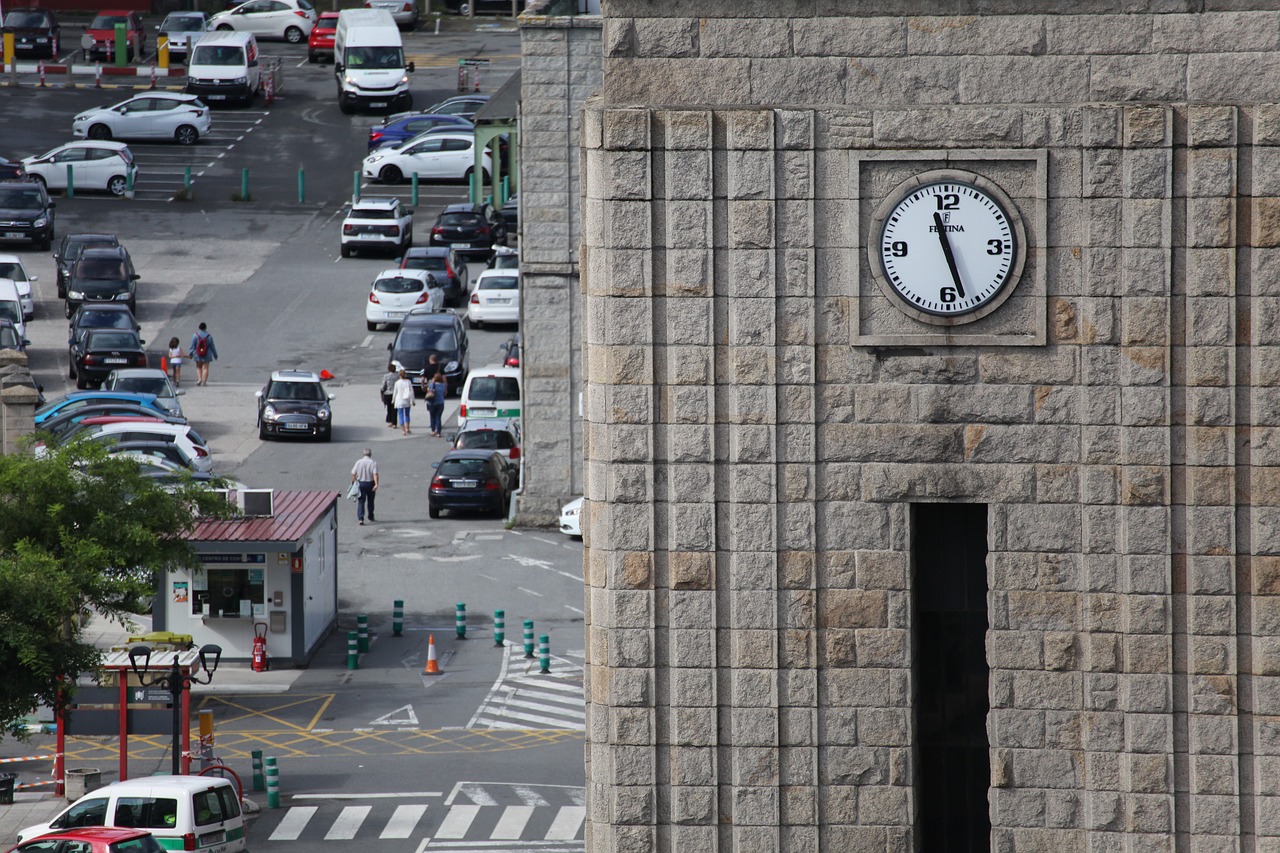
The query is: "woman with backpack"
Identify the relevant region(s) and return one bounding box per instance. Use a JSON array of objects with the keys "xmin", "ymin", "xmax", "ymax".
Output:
[{"xmin": 190, "ymin": 322, "xmax": 218, "ymax": 386}]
